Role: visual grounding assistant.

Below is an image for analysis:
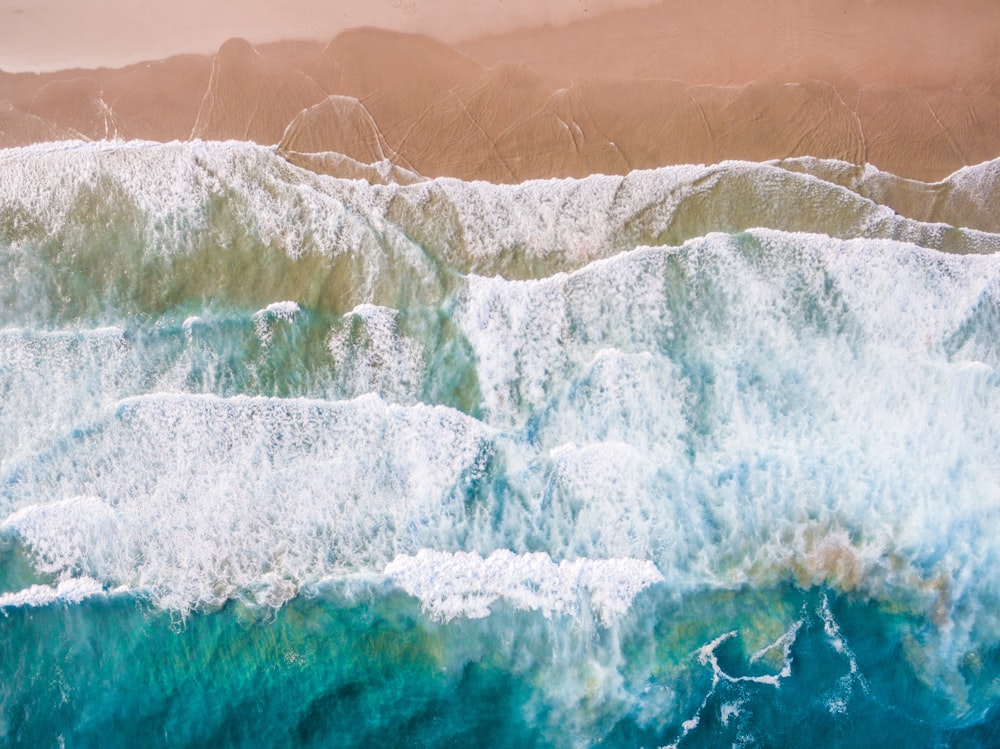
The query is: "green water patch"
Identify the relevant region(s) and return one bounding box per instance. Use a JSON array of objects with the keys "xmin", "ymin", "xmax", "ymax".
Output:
[
  {"xmin": 0, "ymin": 303, "xmax": 483, "ymax": 423},
  {"xmin": 0, "ymin": 178, "xmax": 452, "ymax": 327},
  {"xmin": 0, "ymin": 539, "xmax": 45, "ymax": 595},
  {"xmin": 161, "ymin": 304, "xmax": 482, "ymax": 412}
]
